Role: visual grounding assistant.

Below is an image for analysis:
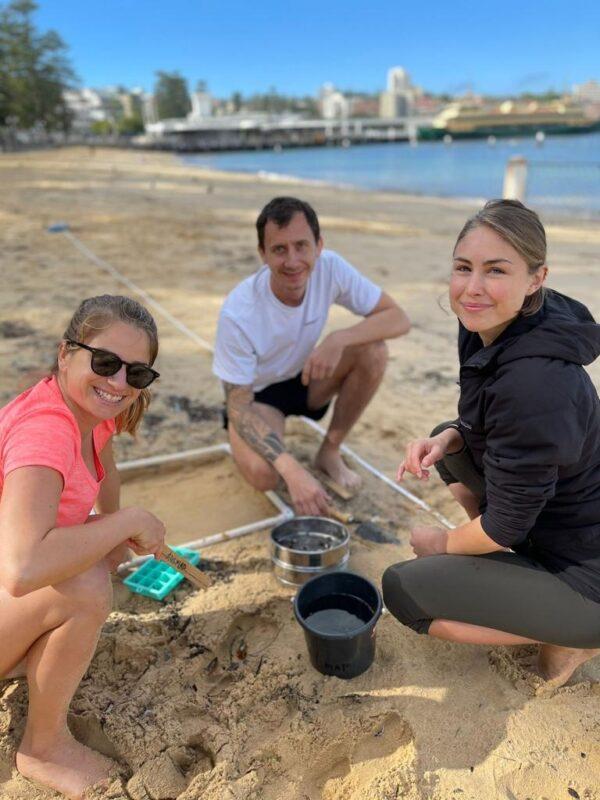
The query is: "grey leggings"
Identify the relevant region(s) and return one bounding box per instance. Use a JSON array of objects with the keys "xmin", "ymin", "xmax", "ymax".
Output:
[
  {"xmin": 381, "ymin": 421, "xmax": 600, "ymax": 648},
  {"xmin": 382, "ymin": 551, "xmax": 600, "ymax": 648}
]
